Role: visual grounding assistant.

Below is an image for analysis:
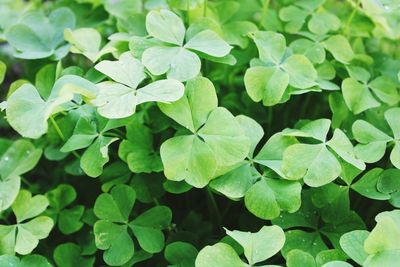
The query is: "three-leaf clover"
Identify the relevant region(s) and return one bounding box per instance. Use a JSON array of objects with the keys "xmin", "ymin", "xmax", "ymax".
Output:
[
  {"xmin": 5, "ymin": 8, "xmax": 75, "ymax": 59},
  {"xmin": 60, "ymin": 110, "xmax": 130, "ymax": 177},
  {"xmin": 352, "ymin": 107, "xmax": 400, "ymax": 168},
  {"xmin": 138, "ymin": 9, "xmax": 232, "ymax": 81},
  {"xmin": 5, "ymin": 75, "xmax": 98, "ymax": 138},
  {"xmin": 118, "ymin": 116, "xmax": 163, "ymax": 173},
  {"xmin": 195, "ymin": 225, "xmax": 285, "ymax": 267},
  {"xmin": 0, "ymin": 140, "xmax": 42, "ymax": 212},
  {"xmin": 92, "ymin": 52, "xmax": 184, "ymax": 119},
  {"xmin": 159, "ymin": 77, "xmax": 250, "ymax": 188},
  {"xmin": 342, "ymin": 66, "xmax": 399, "ymax": 114},
  {"xmin": 46, "ymin": 184, "xmax": 84, "ymax": 234},
  {"xmin": 0, "ymin": 190, "xmax": 54, "ymax": 255},
  {"xmin": 244, "ymin": 31, "xmax": 317, "ymax": 106},
  {"xmin": 93, "ymin": 184, "xmax": 172, "ymax": 266},
  {"xmin": 281, "ymin": 119, "xmax": 365, "ymax": 187}
]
